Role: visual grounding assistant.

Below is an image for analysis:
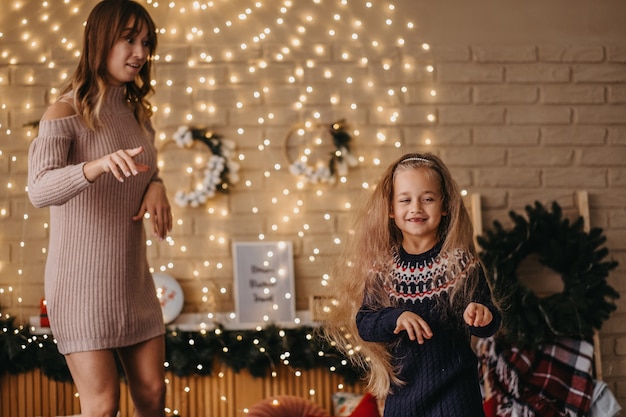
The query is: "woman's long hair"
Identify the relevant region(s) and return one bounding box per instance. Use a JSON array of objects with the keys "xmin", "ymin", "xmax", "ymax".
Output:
[
  {"xmin": 61, "ymin": 0, "xmax": 157, "ymax": 129},
  {"xmin": 321, "ymin": 152, "xmax": 481, "ymax": 398}
]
